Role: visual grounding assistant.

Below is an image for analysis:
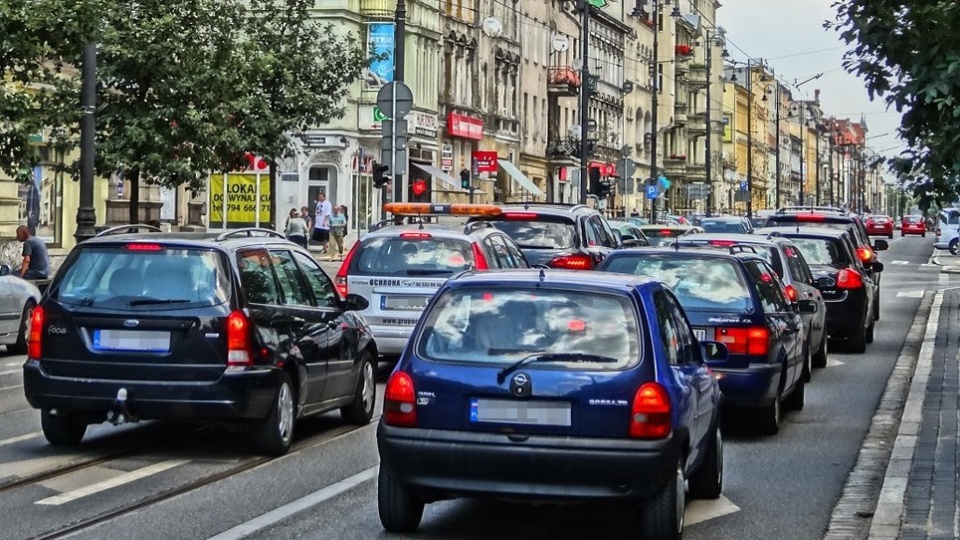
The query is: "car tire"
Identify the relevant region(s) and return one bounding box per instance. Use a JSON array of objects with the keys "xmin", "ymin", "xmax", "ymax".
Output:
[
  {"xmin": 688, "ymin": 424, "xmax": 722, "ymax": 500},
  {"xmin": 8, "ymin": 301, "xmax": 35, "ymax": 355},
  {"xmin": 848, "ymin": 324, "xmax": 867, "ymax": 354},
  {"xmin": 888, "ymin": 232, "xmax": 894, "ymax": 239},
  {"xmin": 640, "ymin": 461, "xmax": 685, "ymax": 540},
  {"xmin": 813, "ymin": 333, "xmax": 828, "ymax": 369},
  {"xmin": 801, "ymin": 341, "xmax": 813, "ymax": 383},
  {"xmin": 252, "ymin": 372, "xmax": 295, "ymax": 456},
  {"xmin": 950, "ymin": 238, "xmax": 959, "ymax": 256},
  {"xmin": 756, "ymin": 388, "xmax": 781, "ymax": 435},
  {"xmin": 922, "ymin": 232, "xmax": 926, "ymax": 238},
  {"xmin": 341, "ymin": 350, "xmax": 376, "ymax": 425},
  {"xmin": 866, "ymin": 321, "xmax": 875, "ymax": 344},
  {"xmin": 41, "ymin": 408, "xmax": 87, "ymax": 446},
  {"xmin": 378, "ymin": 467, "xmax": 424, "ymax": 533},
  {"xmin": 784, "ymin": 374, "xmax": 805, "ymax": 411}
]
